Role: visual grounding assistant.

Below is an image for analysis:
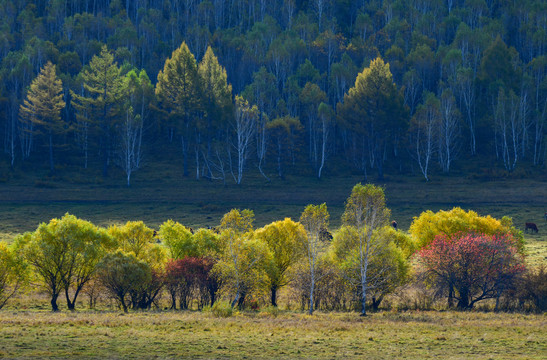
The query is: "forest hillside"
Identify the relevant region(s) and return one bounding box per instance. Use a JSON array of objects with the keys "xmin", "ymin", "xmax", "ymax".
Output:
[{"xmin": 0, "ymin": 0, "xmax": 545, "ymax": 184}]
